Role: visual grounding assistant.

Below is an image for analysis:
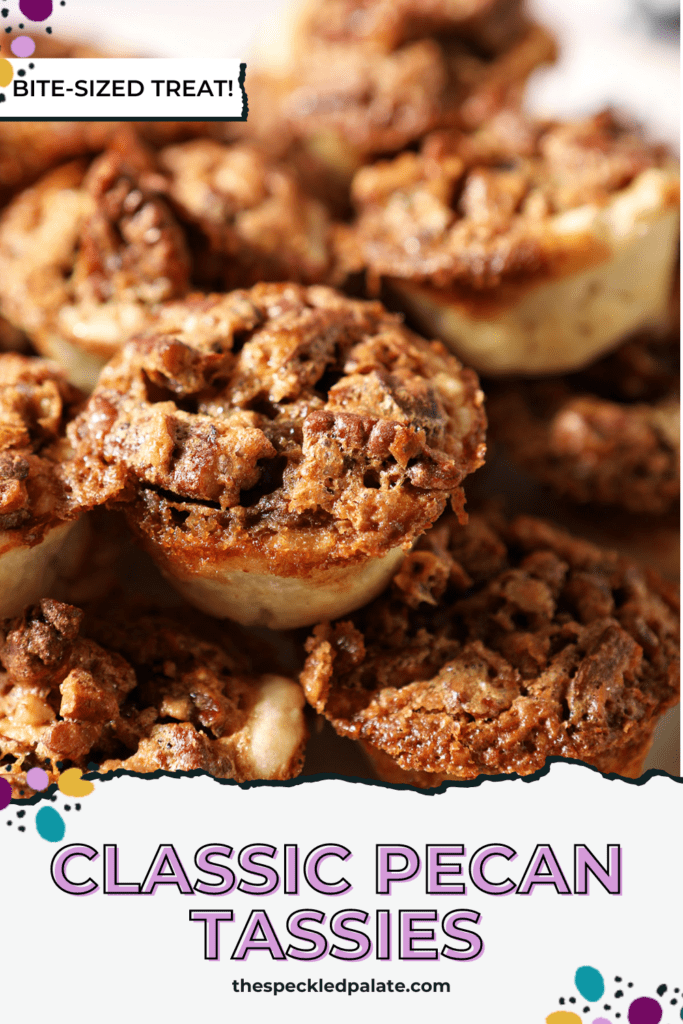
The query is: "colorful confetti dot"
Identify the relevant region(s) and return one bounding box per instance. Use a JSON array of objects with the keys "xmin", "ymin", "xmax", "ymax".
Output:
[
  {"xmin": 35, "ymin": 805, "xmax": 65, "ymax": 842},
  {"xmin": 26, "ymin": 766, "xmax": 49, "ymax": 791},
  {"xmin": 628, "ymin": 999, "xmax": 662, "ymax": 1024},
  {"xmin": 0, "ymin": 776, "xmax": 11, "ymax": 810},
  {"xmin": 593, "ymin": 1019, "xmax": 612, "ymax": 1024},
  {"xmin": 19, "ymin": 0, "xmax": 52, "ymax": 20},
  {"xmin": 10, "ymin": 34, "xmax": 35, "ymax": 56},
  {"xmin": 576, "ymin": 968, "xmax": 606, "ymax": 1003},
  {"xmin": 0, "ymin": 55, "xmax": 13, "ymax": 86},
  {"xmin": 547, "ymin": 1014, "xmax": 583, "ymax": 1024},
  {"xmin": 58, "ymin": 767, "xmax": 94, "ymax": 797}
]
